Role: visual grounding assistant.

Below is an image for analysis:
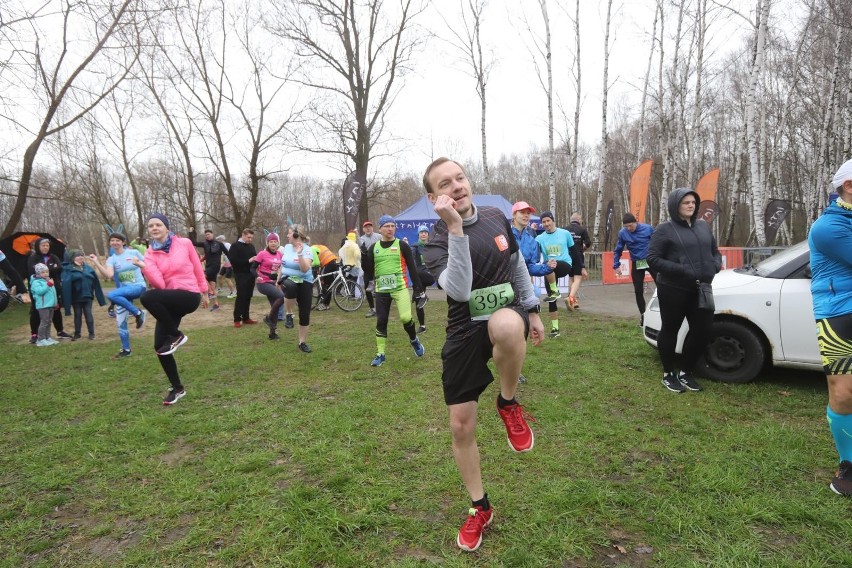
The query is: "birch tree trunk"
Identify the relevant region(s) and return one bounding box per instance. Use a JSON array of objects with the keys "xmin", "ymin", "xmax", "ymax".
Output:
[
  {"xmin": 591, "ymin": 0, "xmax": 613, "ymax": 241},
  {"xmin": 745, "ymin": 0, "xmax": 770, "ymax": 245},
  {"xmin": 636, "ymin": 2, "xmax": 659, "ymax": 164},
  {"xmin": 687, "ymin": 0, "xmax": 707, "ymax": 184},
  {"xmin": 723, "ymin": 130, "xmax": 746, "ymax": 246},
  {"xmin": 659, "ymin": 0, "xmax": 685, "ymax": 221},
  {"xmin": 538, "ymin": 0, "xmax": 556, "ymax": 216},
  {"xmin": 568, "ymin": 0, "xmax": 581, "ymax": 215}
]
